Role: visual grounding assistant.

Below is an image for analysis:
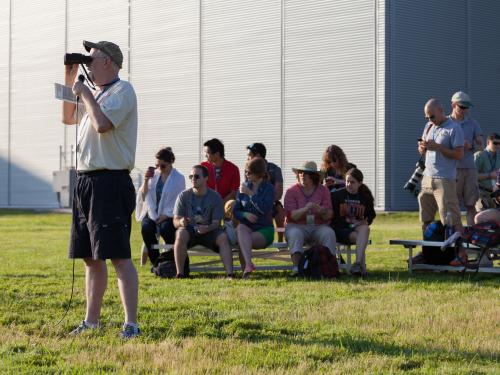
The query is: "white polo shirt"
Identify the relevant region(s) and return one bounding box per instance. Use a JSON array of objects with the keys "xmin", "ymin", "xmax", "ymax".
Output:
[{"xmin": 77, "ymin": 80, "xmax": 138, "ymax": 172}]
